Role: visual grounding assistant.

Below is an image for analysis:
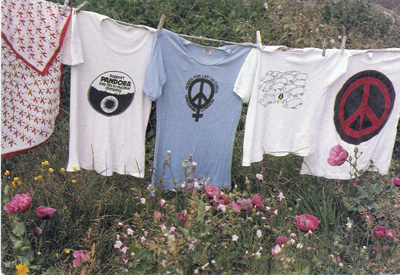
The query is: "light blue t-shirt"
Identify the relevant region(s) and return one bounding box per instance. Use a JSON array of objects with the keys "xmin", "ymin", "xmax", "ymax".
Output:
[{"xmin": 144, "ymin": 29, "xmax": 251, "ymax": 191}]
